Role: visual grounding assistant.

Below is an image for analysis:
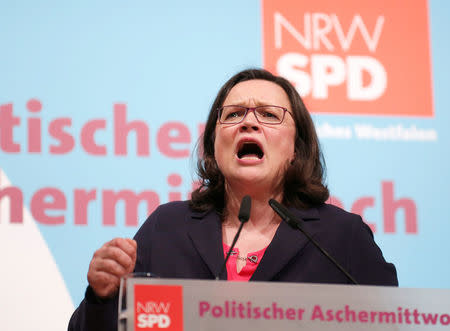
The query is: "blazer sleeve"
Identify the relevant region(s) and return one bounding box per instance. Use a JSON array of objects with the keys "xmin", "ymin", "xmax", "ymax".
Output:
[
  {"xmin": 68, "ymin": 208, "xmax": 161, "ymax": 331},
  {"xmin": 348, "ymin": 216, "xmax": 398, "ymax": 286},
  {"xmin": 67, "ymin": 286, "xmax": 118, "ymax": 331}
]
